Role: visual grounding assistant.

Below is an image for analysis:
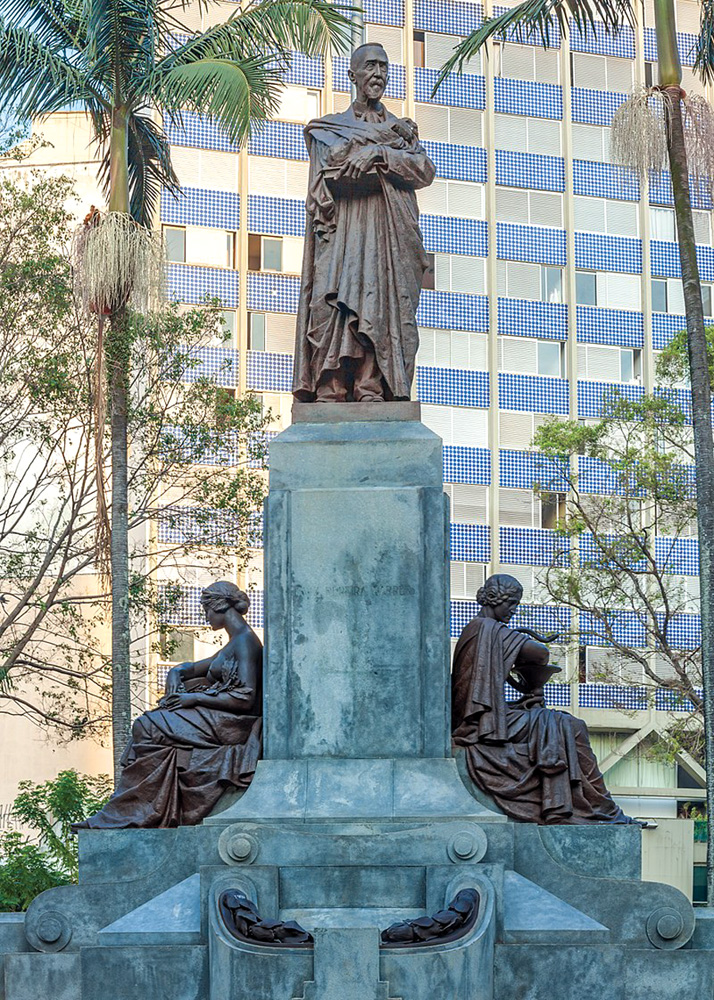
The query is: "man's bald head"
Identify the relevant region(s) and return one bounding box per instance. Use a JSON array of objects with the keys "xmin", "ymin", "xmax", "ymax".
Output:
[{"xmin": 350, "ymin": 43, "xmax": 389, "ymax": 71}]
